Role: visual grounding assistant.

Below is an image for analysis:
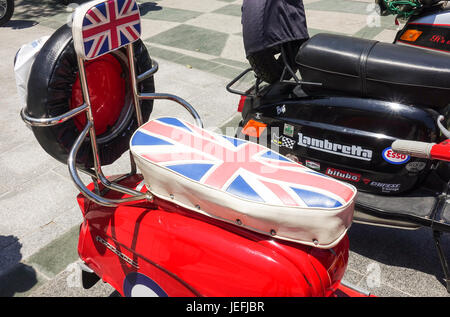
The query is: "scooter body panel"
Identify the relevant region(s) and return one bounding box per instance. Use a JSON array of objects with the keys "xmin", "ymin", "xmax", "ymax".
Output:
[
  {"xmin": 76, "ymin": 175, "xmax": 348, "ymax": 297},
  {"xmin": 241, "ymin": 94, "xmax": 439, "ymax": 195},
  {"xmin": 397, "ymin": 7, "xmax": 450, "ymax": 52}
]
